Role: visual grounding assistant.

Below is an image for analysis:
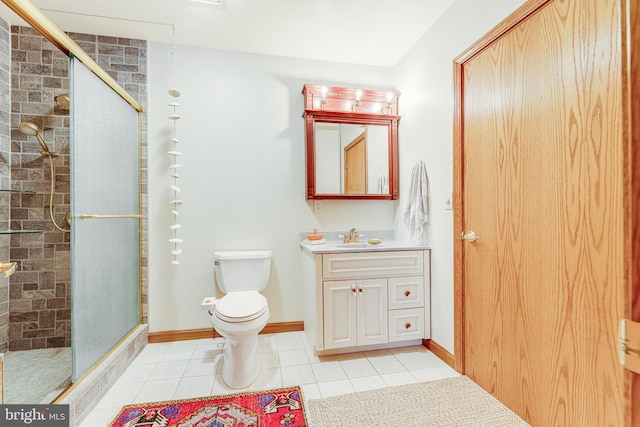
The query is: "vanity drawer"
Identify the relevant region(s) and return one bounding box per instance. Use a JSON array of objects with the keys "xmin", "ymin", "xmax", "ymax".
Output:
[
  {"xmin": 388, "ymin": 308, "xmax": 425, "ymax": 342},
  {"xmin": 388, "ymin": 276, "xmax": 424, "ymax": 310},
  {"xmin": 323, "ymin": 251, "xmax": 423, "ymax": 279}
]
